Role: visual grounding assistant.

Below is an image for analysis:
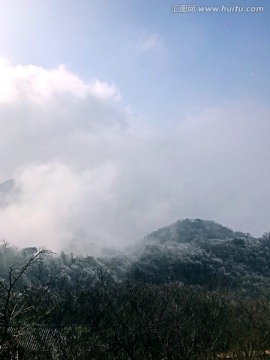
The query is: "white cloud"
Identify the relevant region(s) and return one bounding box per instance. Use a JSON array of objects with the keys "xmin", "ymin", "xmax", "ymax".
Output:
[
  {"xmin": 140, "ymin": 33, "xmax": 168, "ymax": 59},
  {"xmin": 141, "ymin": 34, "xmax": 160, "ymax": 52},
  {"xmin": 0, "ymin": 59, "xmax": 269, "ymax": 252},
  {"xmin": 0, "ymin": 59, "xmax": 120, "ymax": 103}
]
